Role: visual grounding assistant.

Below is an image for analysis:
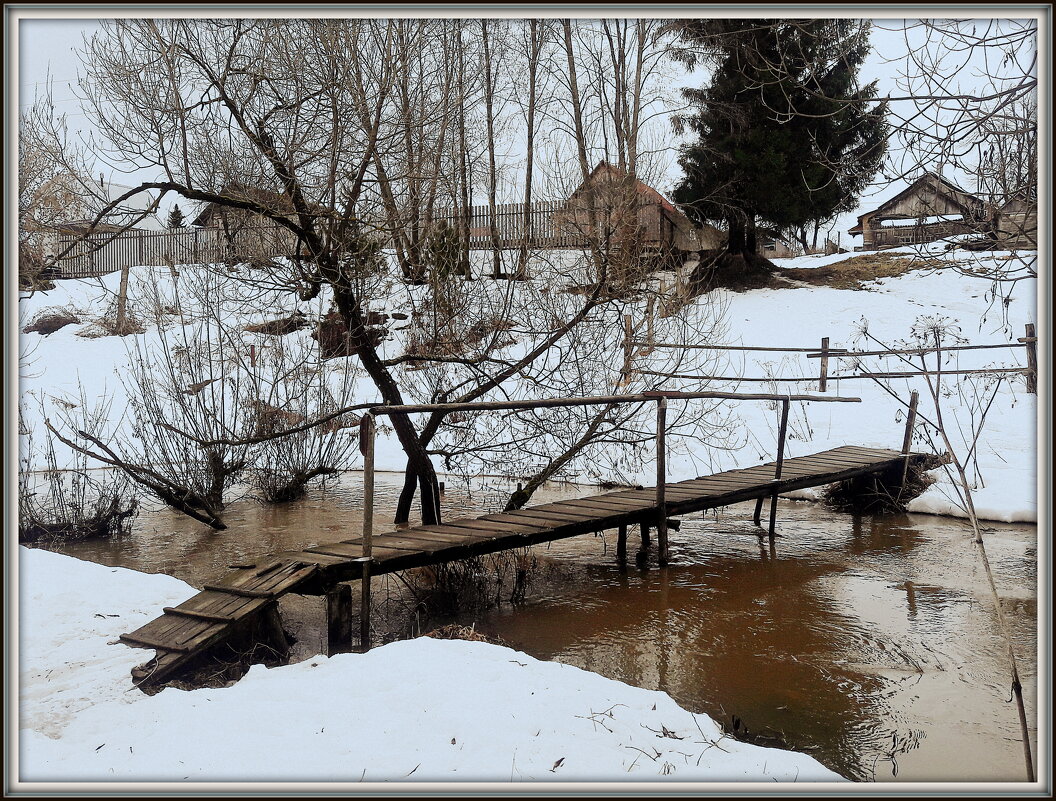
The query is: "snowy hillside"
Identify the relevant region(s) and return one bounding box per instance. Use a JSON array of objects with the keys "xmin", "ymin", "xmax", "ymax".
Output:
[{"xmin": 18, "ymin": 247, "xmax": 1038, "ymax": 522}]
